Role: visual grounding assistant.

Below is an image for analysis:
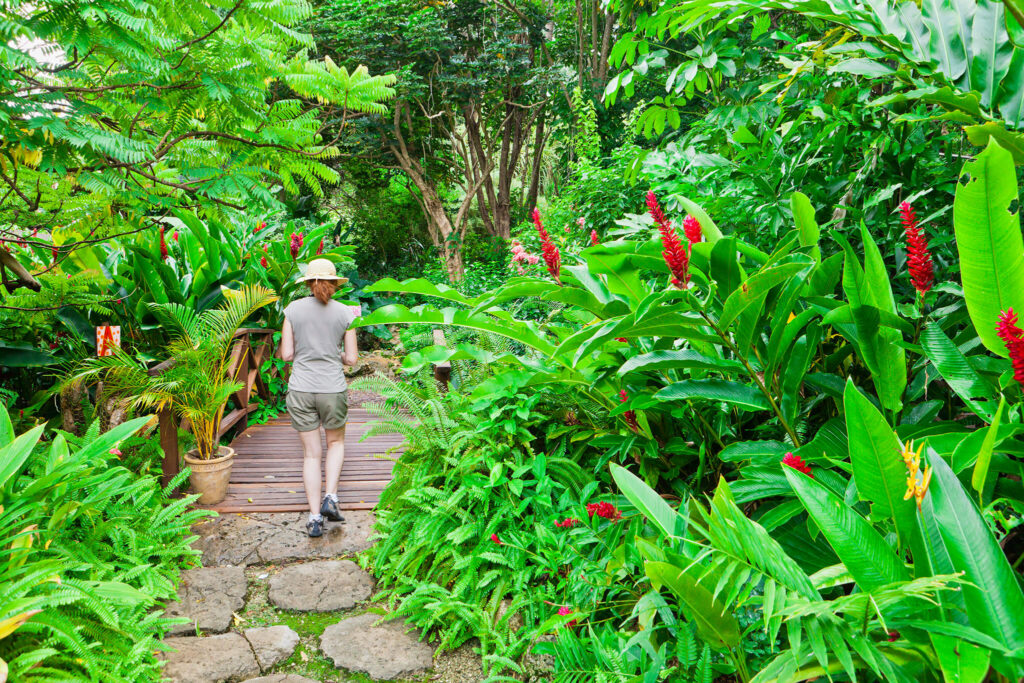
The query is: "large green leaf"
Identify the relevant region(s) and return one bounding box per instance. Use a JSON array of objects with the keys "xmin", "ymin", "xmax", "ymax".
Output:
[
  {"xmin": 925, "ymin": 450, "xmax": 1024, "ymax": 649},
  {"xmin": 784, "ymin": 467, "xmax": 909, "ymax": 591},
  {"xmin": 843, "ymin": 379, "xmax": 916, "ymax": 547},
  {"xmin": 996, "ymin": 48, "xmax": 1024, "ymax": 129},
  {"xmin": 953, "ymin": 138, "xmax": 1024, "ymax": 356},
  {"xmin": 972, "ymin": 396, "xmax": 1005, "ymax": 498},
  {"xmin": 719, "ymin": 259, "xmax": 813, "ymax": 329},
  {"xmin": 610, "ymin": 463, "xmax": 687, "ymax": 538},
  {"xmin": 0, "ymin": 344, "xmax": 55, "ymax": 368},
  {"xmin": 919, "ymin": 323, "xmax": 997, "ymax": 420},
  {"xmin": 0, "ymin": 404, "xmax": 12, "ymax": 447},
  {"xmin": 618, "ymin": 349, "xmax": 744, "ymax": 376},
  {"xmin": 970, "ymin": 0, "xmax": 1014, "ymax": 107},
  {"xmin": 931, "ymin": 633, "xmax": 991, "ymax": 683},
  {"xmin": 0, "ymin": 425, "xmax": 45, "ymax": 489},
  {"xmin": 790, "ymin": 191, "xmax": 821, "ymax": 261},
  {"xmin": 645, "ymin": 561, "xmax": 741, "ymax": 650},
  {"xmin": 921, "ymin": 0, "xmax": 969, "ymax": 81},
  {"xmin": 655, "ymin": 379, "xmax": 769, "ymax": 411}
]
